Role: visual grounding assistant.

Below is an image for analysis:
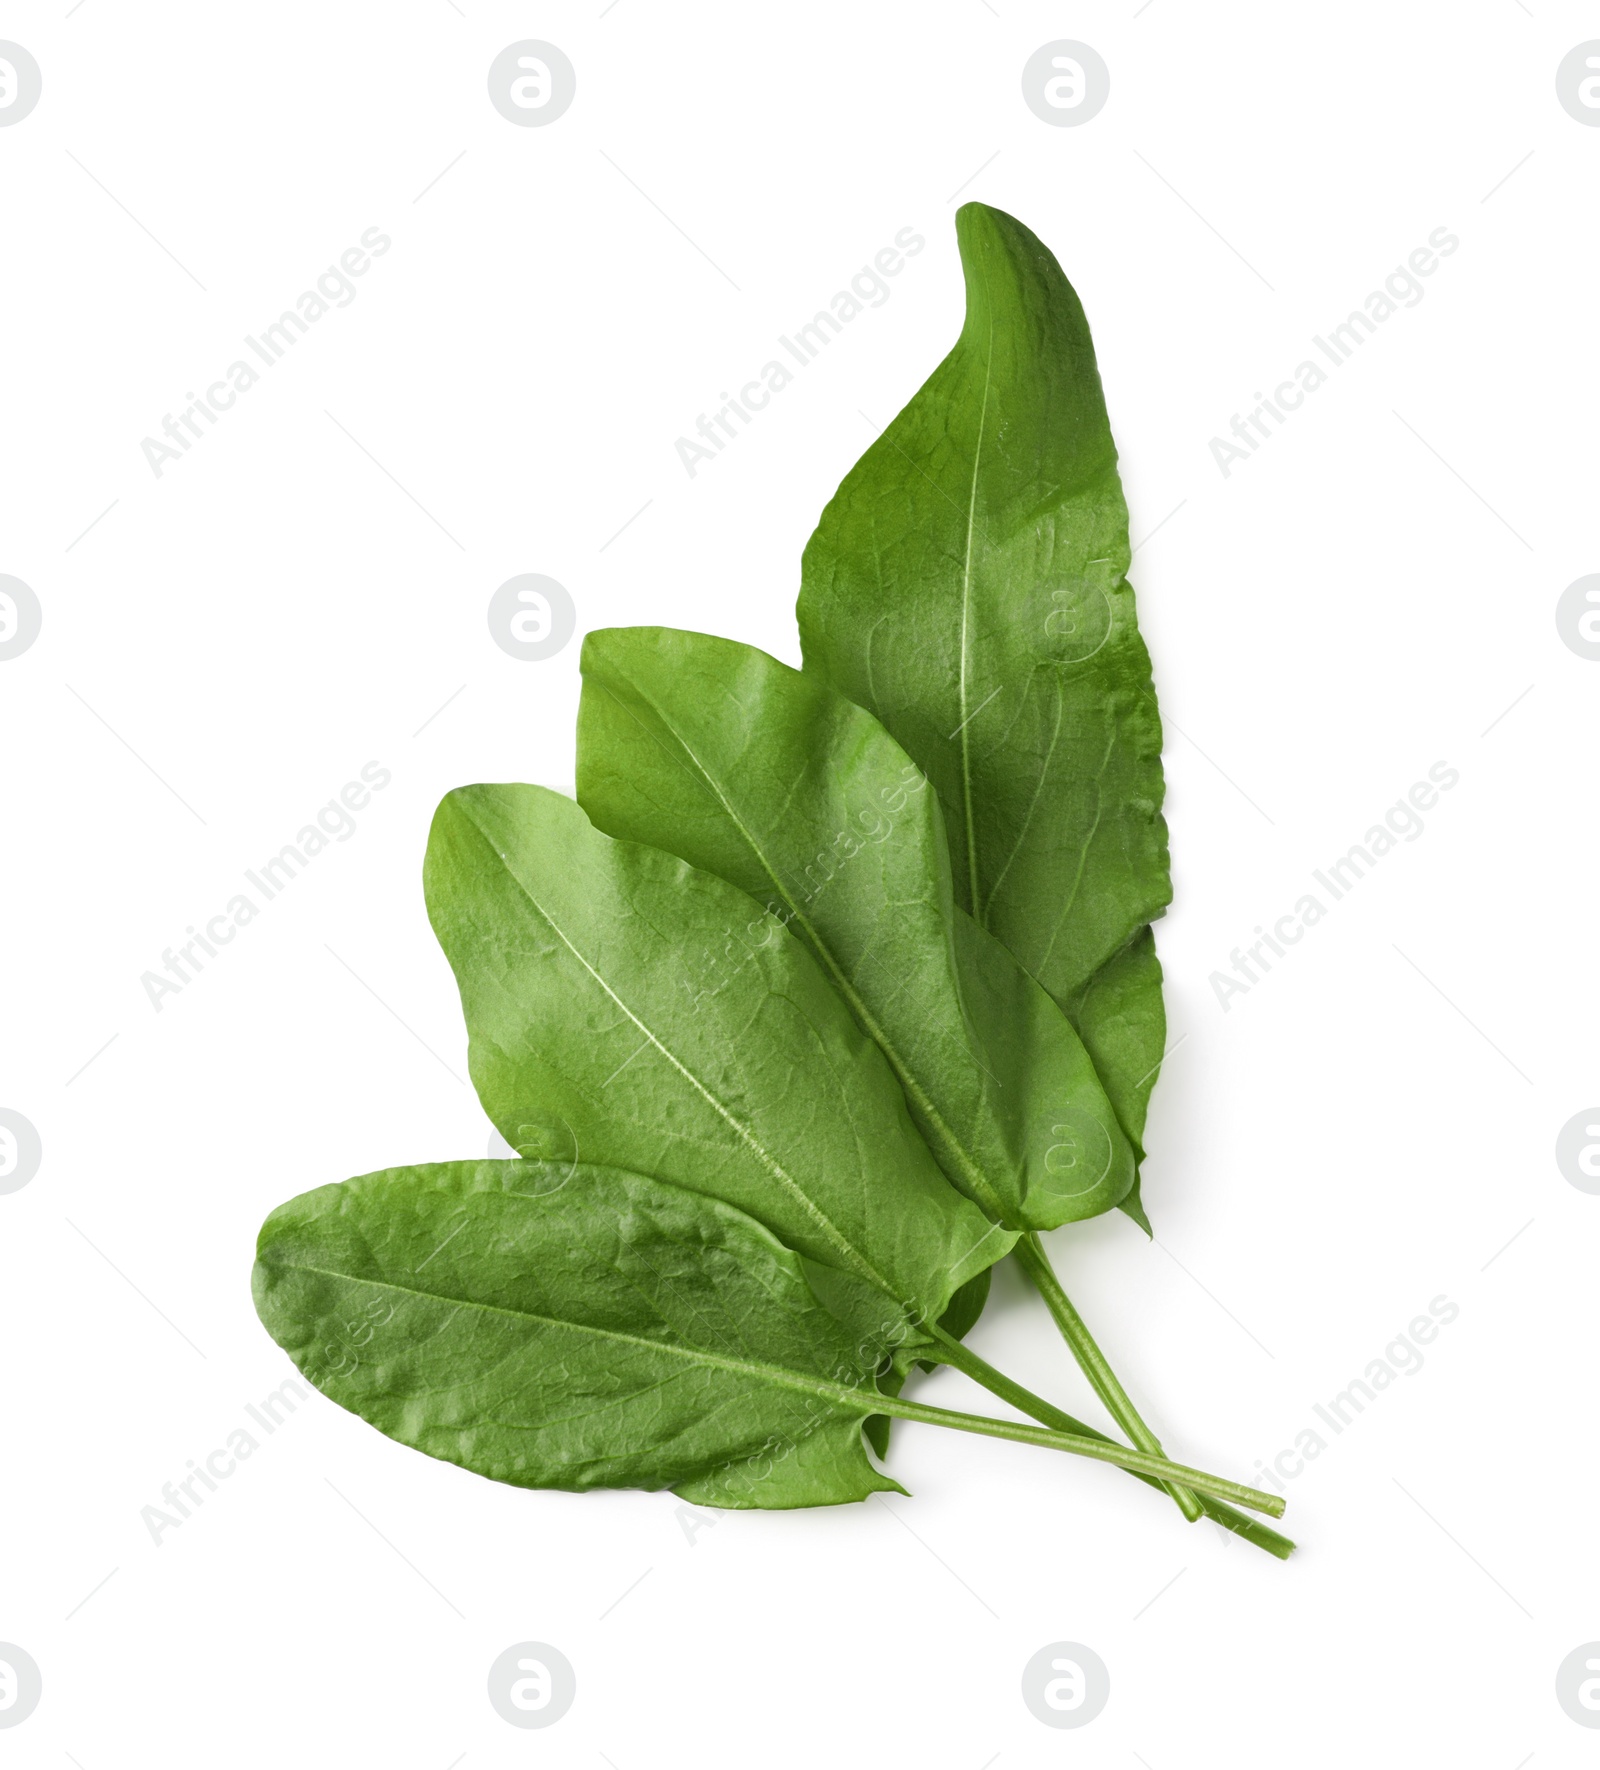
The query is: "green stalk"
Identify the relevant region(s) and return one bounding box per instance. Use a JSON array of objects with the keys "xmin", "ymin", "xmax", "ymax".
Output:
[
  {"xmin": 925, "ymin": 1323, "xmax": 1295, "ymax": 1559},
  {"xmin": 862, "ymin": 1383, "xmax": 1283, "ymax": 1517},
  {"xmin": 1012, "ymin": 1231, "xmax": 1204, "ymax": 1522}
]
